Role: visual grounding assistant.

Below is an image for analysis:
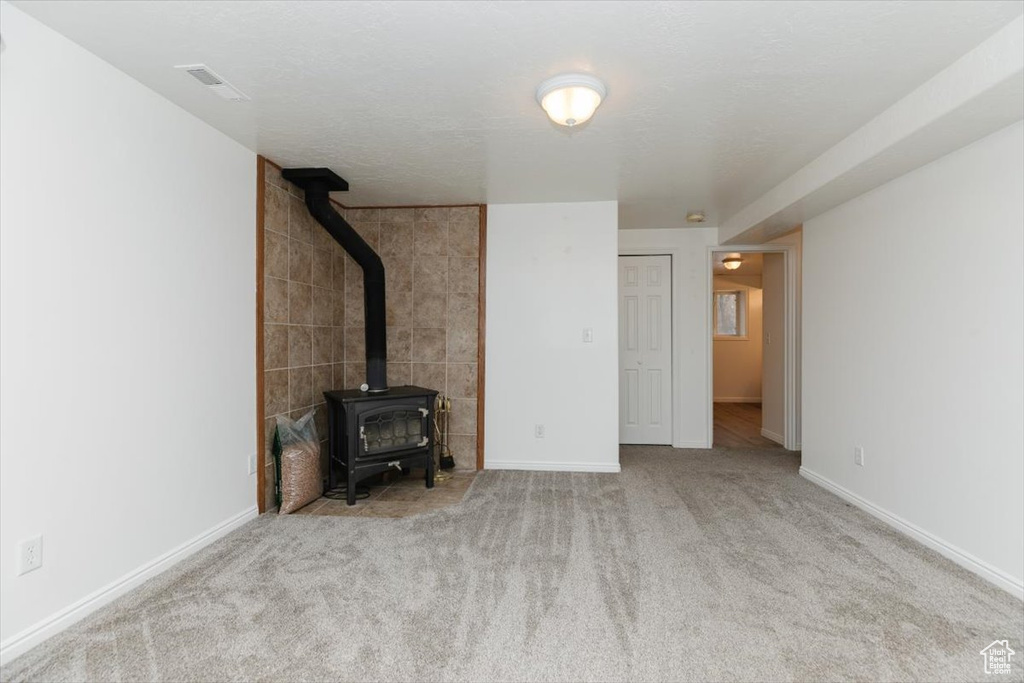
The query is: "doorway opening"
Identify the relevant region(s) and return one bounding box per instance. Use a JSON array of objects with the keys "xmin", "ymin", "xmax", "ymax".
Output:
[{"xmin": 709, "ymin": 246, "xmax": 799, "ymax": 450}]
